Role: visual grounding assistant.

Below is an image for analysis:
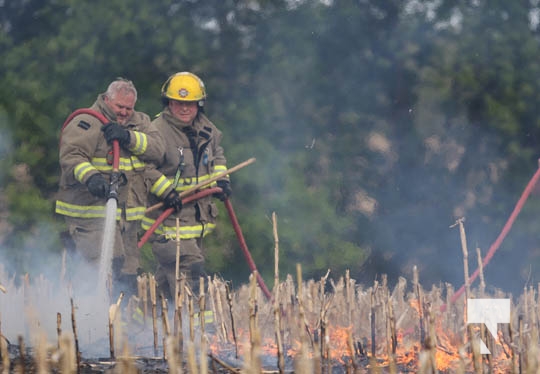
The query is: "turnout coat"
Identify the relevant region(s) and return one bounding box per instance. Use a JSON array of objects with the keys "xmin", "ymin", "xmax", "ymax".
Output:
[
  {"xmin": 141, "ymin": 107, "xmax": 228, "ymax": 240},
  {"xmin": 56, "ymin": 94, "xmax": 172, "ymax": 221}
]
